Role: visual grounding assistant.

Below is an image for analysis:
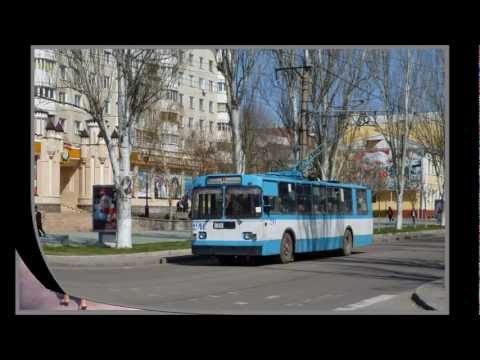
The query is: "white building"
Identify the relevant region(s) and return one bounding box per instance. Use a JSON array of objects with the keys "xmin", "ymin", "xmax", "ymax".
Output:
[{"xmin": 33, "ymin": 48, "xmax": 232, "ymax": 212}]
